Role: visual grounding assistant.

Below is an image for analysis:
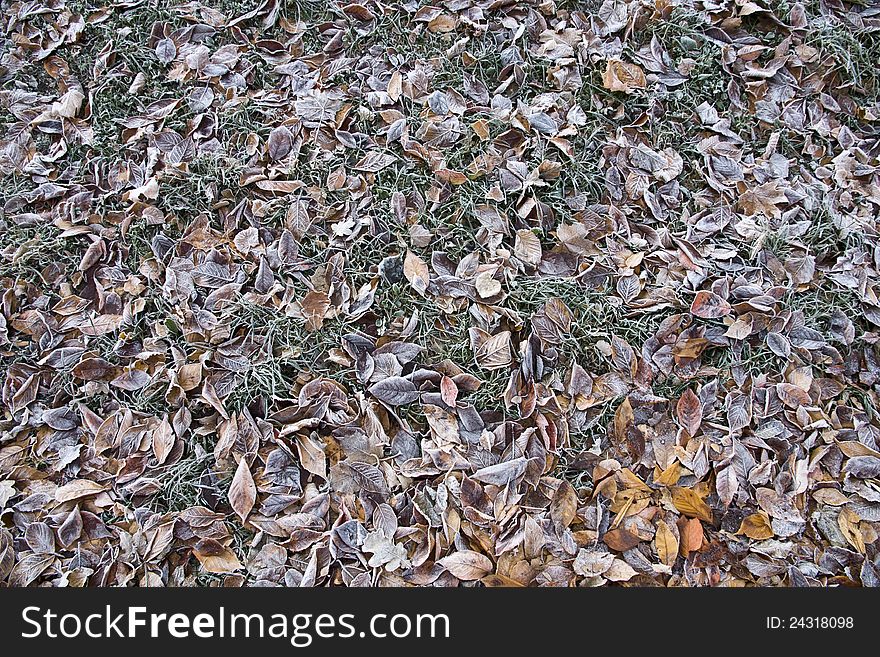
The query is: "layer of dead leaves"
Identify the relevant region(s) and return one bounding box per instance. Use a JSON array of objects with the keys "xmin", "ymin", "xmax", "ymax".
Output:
[{"xmin": 1, "ymin": 0, "xmax": 880, "ymax": 587}]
